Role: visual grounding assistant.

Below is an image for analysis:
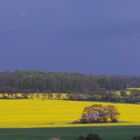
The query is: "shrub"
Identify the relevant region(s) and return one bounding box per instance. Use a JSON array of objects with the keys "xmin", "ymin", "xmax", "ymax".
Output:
[
  {"xmin": 77, "ymin": 133, "xmax": 102, "ymax": 140},
  {"xmin": 133, "ymin": 136, "xmax": 140, "ymax": 140},
  {"xmin": 48, "ymin": 137, "xmax": 60, "ymax": 140},
  {"xmin": 77, "ymin": 135, "xmax": 85, "ymax": 140}
]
